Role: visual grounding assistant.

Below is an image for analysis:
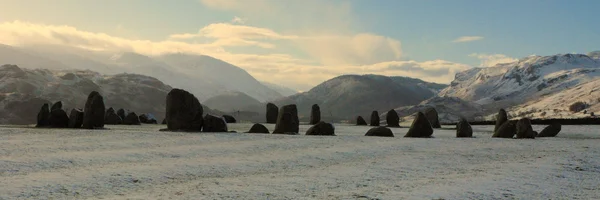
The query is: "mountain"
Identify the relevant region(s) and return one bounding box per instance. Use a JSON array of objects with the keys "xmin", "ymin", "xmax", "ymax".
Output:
[
  {"xmin": 439, "ymin": 53, "xmax": 600, "ymax": 119},
  {"xmin": 268, "ymin": 74, "xmax": 447, "ymax": 122},
  {"xmin": 391, "ymin": 97, "xmax": 486, "ymax": 124},
  {"xmin": 202, "ymin": 91, "xmax": 262, "ymax": 113},
  {"xmin": 260, "ymin": 81, "xmax": 298, "ymax": 96},
  {"xmin": 589, "ymin": 51, "xmax": 600, "ymax": 60}
]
